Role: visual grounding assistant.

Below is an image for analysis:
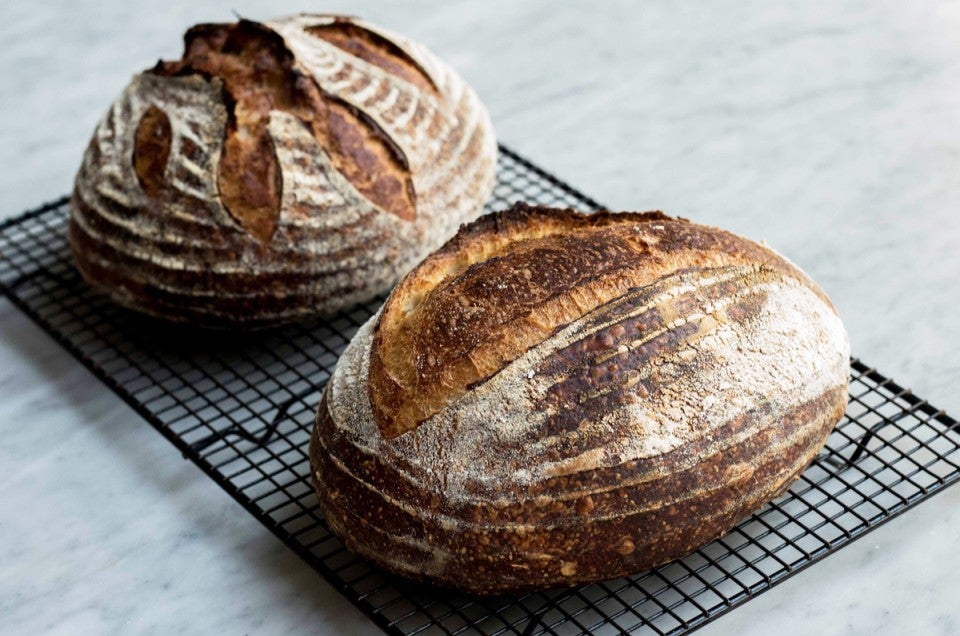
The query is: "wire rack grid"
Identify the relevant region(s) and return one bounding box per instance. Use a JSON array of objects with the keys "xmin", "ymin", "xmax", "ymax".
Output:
[{"xmin": 1, "ymin": 145, "xmax": 959, "ymax": 636}]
